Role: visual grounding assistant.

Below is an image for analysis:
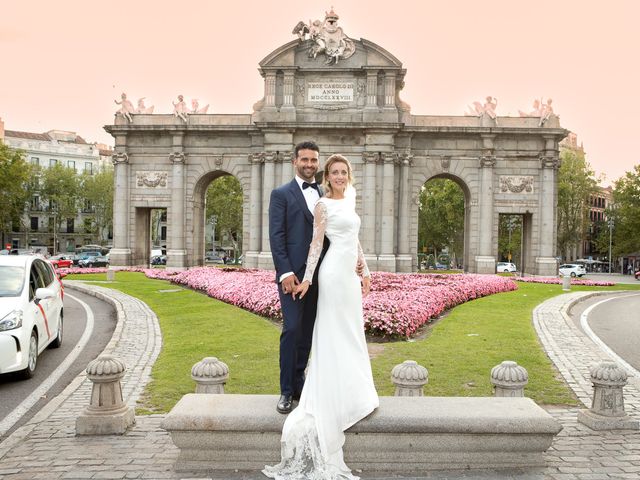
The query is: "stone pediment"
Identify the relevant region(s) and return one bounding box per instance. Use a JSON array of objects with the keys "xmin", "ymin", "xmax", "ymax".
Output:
[{"xmin": 258, "ymin": 38, "xmax": 403, "ymax": 72}]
